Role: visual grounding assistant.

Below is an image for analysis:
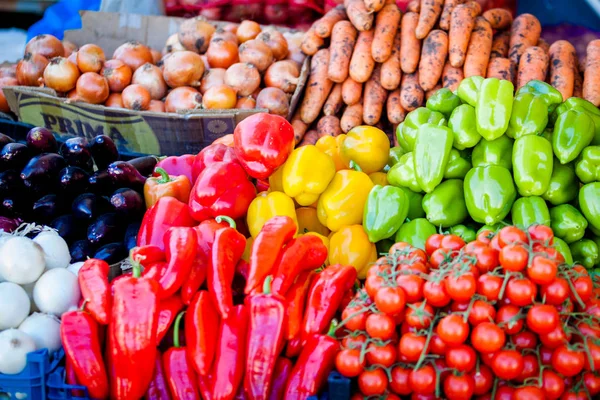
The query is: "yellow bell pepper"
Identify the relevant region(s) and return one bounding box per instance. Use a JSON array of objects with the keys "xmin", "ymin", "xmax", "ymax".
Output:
[
  {"xmin": 247, "ymin": 191, "xmax": 298, "ymax": 238},
  {"xmin": 316, "ymin": 135, "xmax": 349, "ymax": 171},
  {"xmin": 296, "ymin": 207, "xmax": 330, "ymax": 236},
  {"xmin": 369, "ymin": 172, "xmax": 388, "ymax": 186},
  {"xmin": 268, "ymin": 166, "xmax": 285, "ymax": 193},
  {"xmin": 242, "ymin": 236, "xmax": 254, "ymax": 262},
  {"xmin": 282, "ymin": 145, "xmax": 336, "ymax": 206},
  {"xmin": 341, "ymin": 126, "xmax": 390, "ymax": 174},
  {"xmin": 329, "ymin": 224, "xmax": 377, "ymax": 279},
  {"xmin": 303, "ymin": 231, "xmax": 330, "ymax": 265},
  {"xmin": 317, "ymin": 167, "xmax": 374, "ymax": 232}
]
